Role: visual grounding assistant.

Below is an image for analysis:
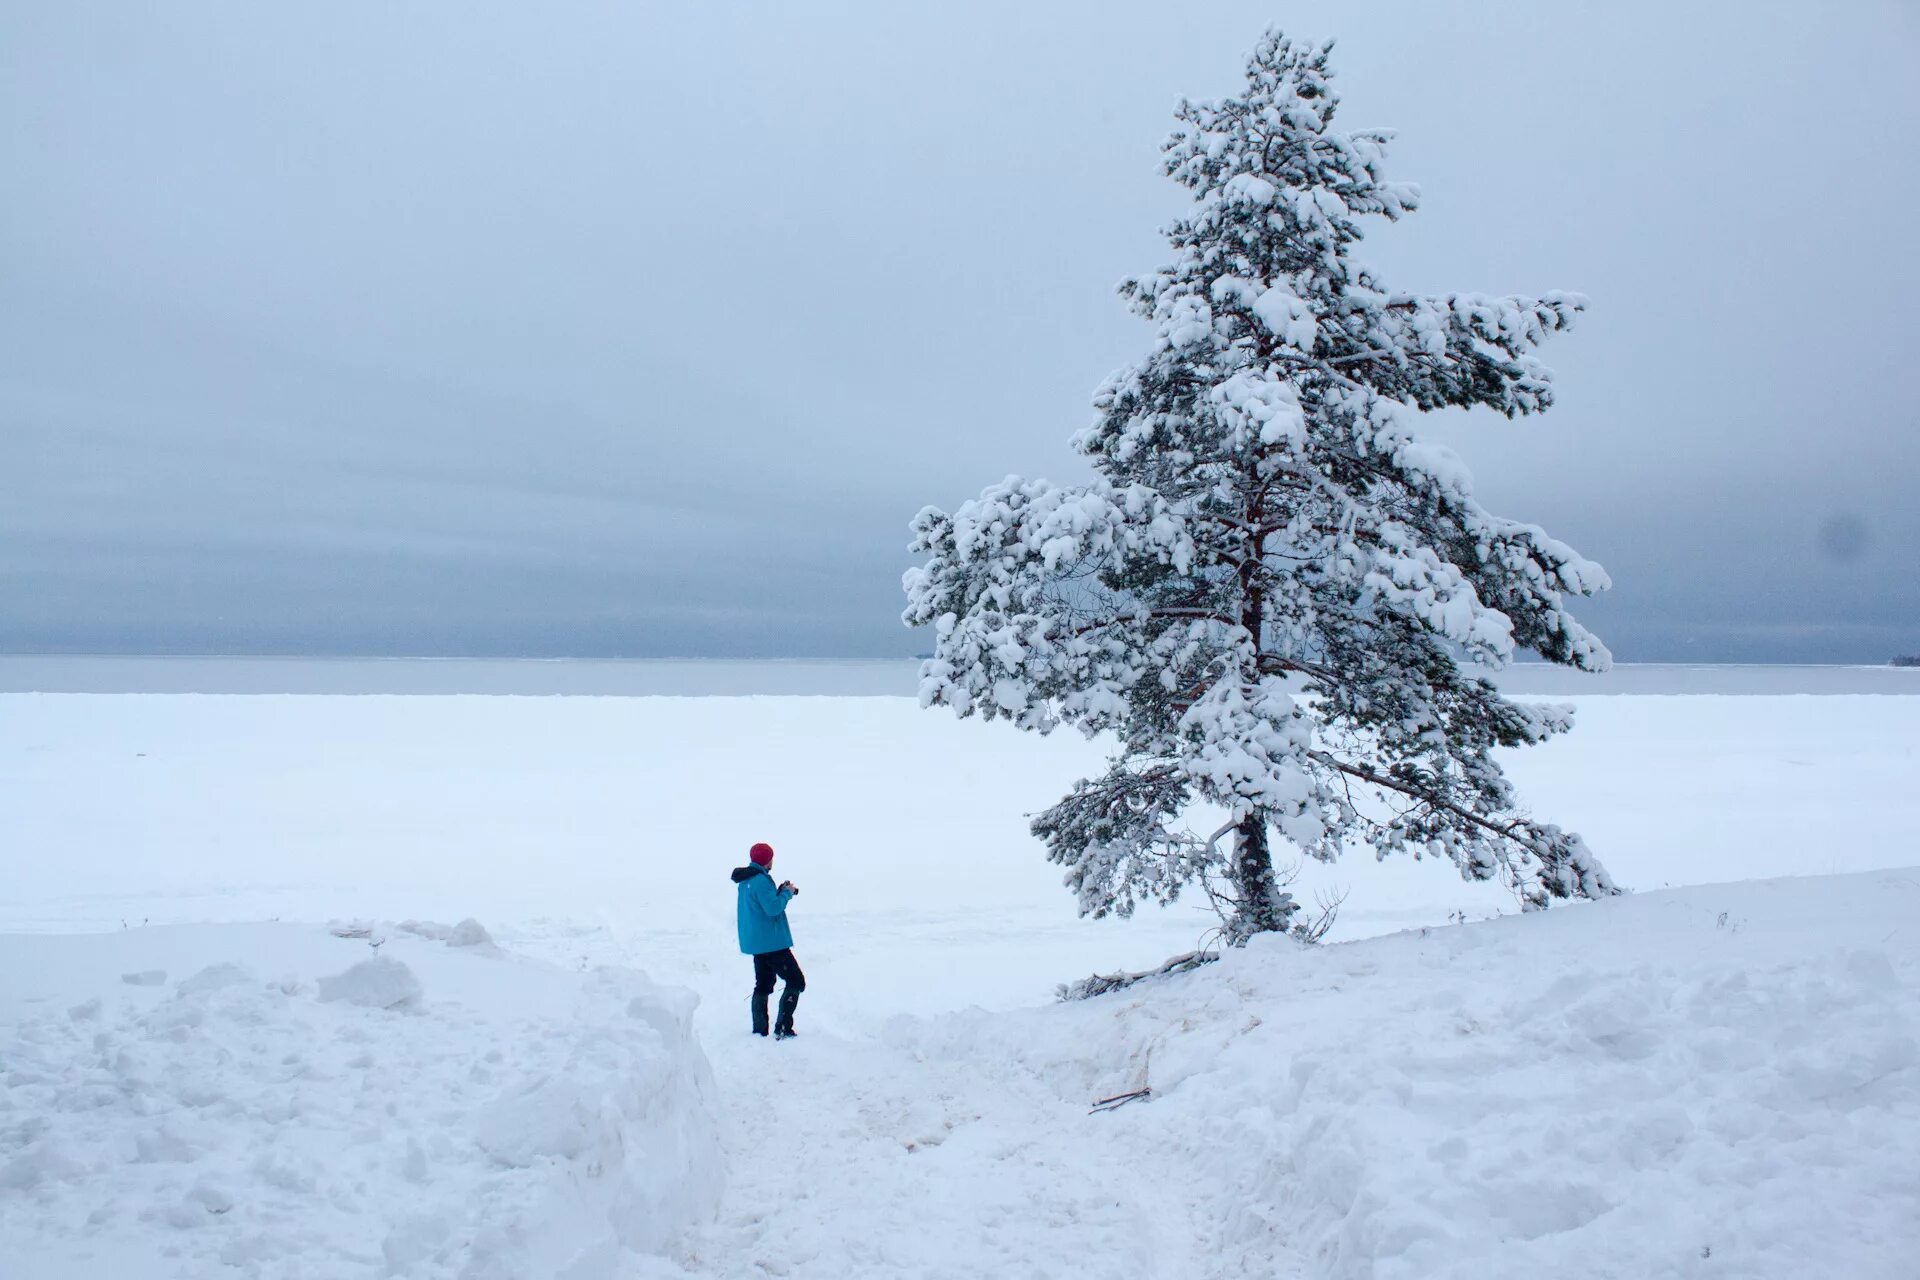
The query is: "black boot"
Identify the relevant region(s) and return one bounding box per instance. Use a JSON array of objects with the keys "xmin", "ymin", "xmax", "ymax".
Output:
[
  {"xmin": 751, "ymin": 991, "xmax": 770, "ymax": 1037},
  {"xmin": 773, "ymin": 987, "xmax": 800, "ymax": 1039}
]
